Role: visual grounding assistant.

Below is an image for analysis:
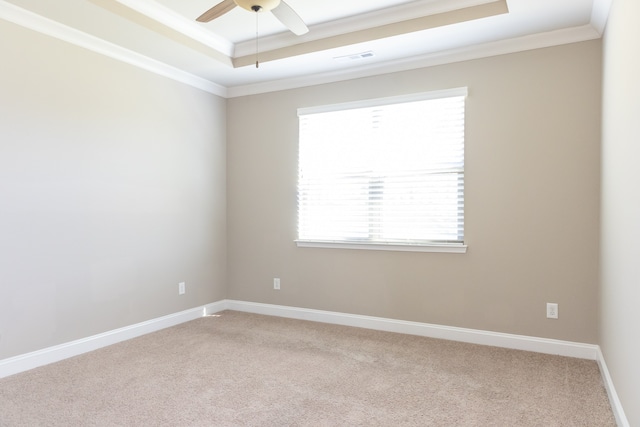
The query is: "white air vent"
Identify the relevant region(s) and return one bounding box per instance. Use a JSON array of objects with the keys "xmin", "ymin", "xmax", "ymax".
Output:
[{"xmin": 333, "ymin": 51, "xmax": 375, "ymax": 63}]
